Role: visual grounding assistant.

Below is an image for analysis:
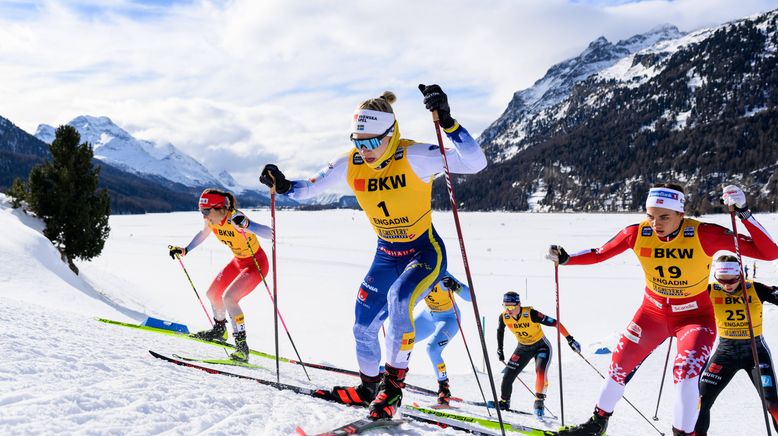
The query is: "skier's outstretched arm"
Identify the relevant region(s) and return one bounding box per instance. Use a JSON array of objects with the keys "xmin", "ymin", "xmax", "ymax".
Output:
[
  {"xmin": 548, "ymin": 225, "xmax": 638, "ymax": 266},
  {"xmin": 259, "ymin": 154, "xmax": 349, "ymax": 201},
  {"xmin": 231, "ymin": 212, "xmax": 272, "ymax": 239}
]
